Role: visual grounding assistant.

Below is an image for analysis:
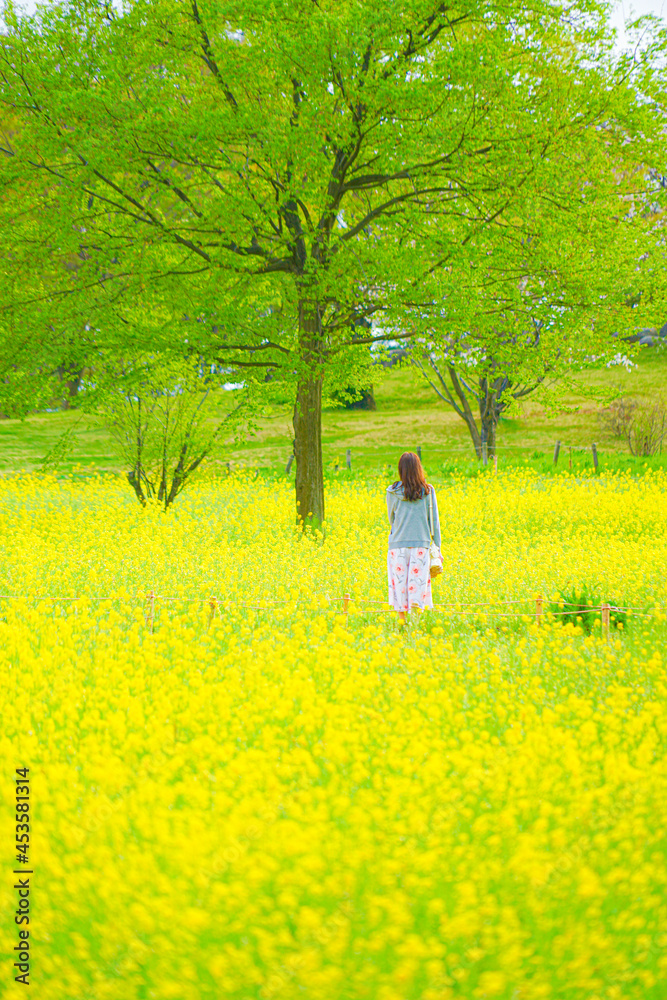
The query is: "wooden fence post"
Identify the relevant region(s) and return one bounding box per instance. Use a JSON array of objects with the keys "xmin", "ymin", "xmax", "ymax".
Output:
[
  {"xmin": 601, "ymin": 602, "xmax": 610, "ymax": 641},
  {"xmin": 569, "ymin": 446, "xmax": 572, "ymax": 471},
  {"xmin": 536, "ymin": 595, "xmax": 544, "ymax": 626},
  {"xmin": 145, "ymin": 590, "xmax": 155, "ymax": 633},
  {"xmin": 553, "ymin": 441, "xmax": 561, "ymax": 466},
  {"xmin": 346, "ymin": 448, "xmax": 351, "ymax": 470},
  {"xmin": 208, "ymin": 596, "xmax": 218, "ymax": 630},
  {"xmin": 493, "ymin": 455, "xmax": 498, "ymax": 474},
  {"xmin": 285, "ymin": 454, "xmax": 294, "ymax": 475},
  {"xmin": 342, "ymin": 593, "xmax": 350, "ymax": 622},
  {"xmin": 417, "ymin": 445, "xmax": 422, "ymax": 460},
  {"xmin": 592, "ymin": 442, "xmax": 599, "ymax": 472},
  {"xmin": 482, "ymin": 441, "xmax": 488, "ymax": 466}
]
